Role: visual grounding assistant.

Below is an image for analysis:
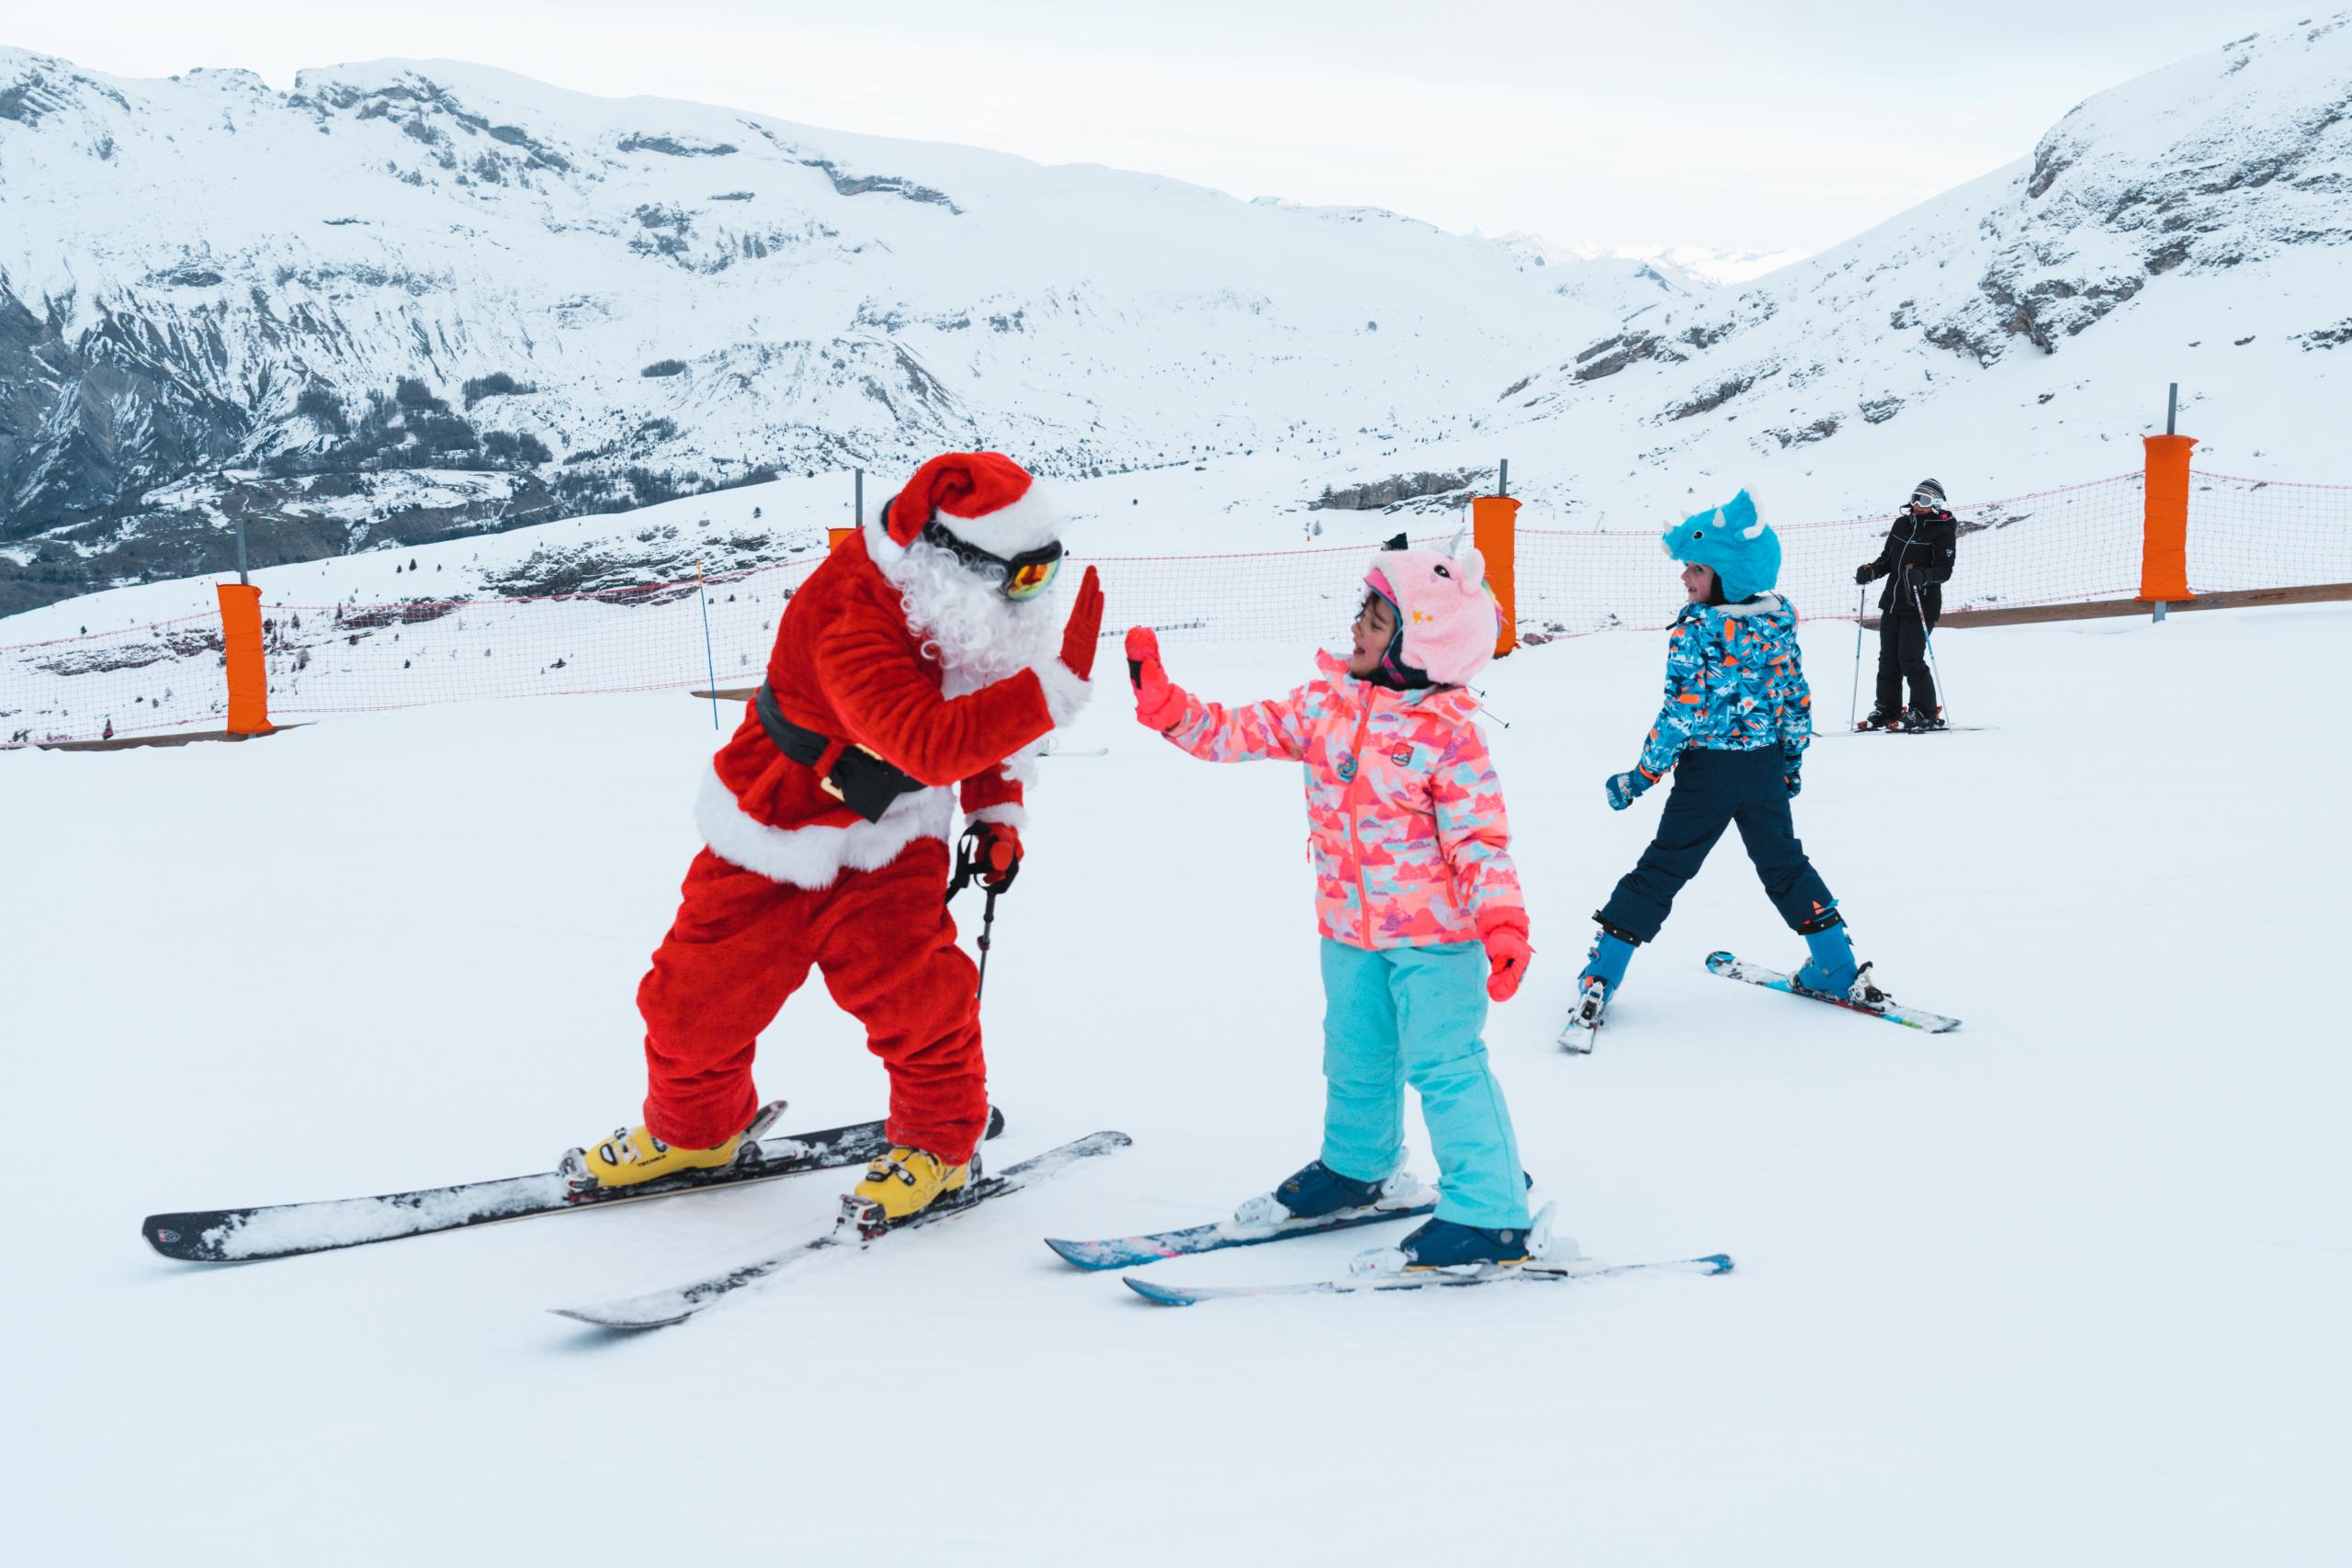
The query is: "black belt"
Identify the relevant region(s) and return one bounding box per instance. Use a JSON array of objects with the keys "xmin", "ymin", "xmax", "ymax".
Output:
[{"xmin": 752, "ymin": 682, "xmax": 927, "ymax": 824}]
